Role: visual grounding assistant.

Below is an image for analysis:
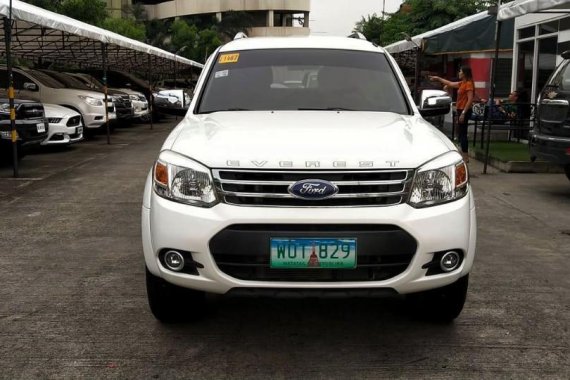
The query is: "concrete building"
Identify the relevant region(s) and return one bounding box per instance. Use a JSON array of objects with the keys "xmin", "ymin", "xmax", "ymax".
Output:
[
  {"xmin": 106, "ymin": 0, "xmax": 131, "ymax": 18},
  {"xmin": 133, "ymin": 0, "xmax": 311, "ymax": 37}
]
